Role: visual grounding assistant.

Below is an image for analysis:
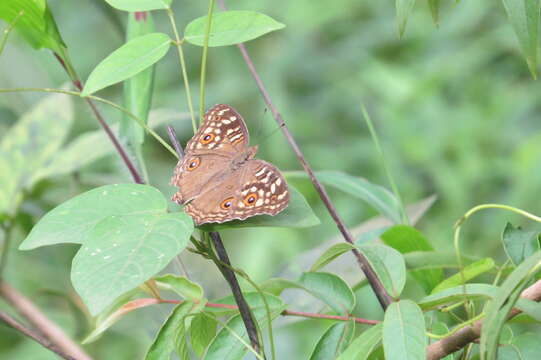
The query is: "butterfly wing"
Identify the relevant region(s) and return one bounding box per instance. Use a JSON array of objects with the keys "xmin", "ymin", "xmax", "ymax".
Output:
[
  {"xmin": 185, "ymin": 160, "xmax": 289, "ymax": 225},
  {"xmin": 171, "ymin": 104, "xmax": 251, "ymax": 204}
]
